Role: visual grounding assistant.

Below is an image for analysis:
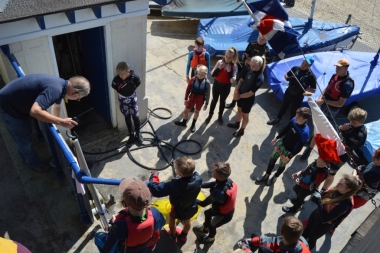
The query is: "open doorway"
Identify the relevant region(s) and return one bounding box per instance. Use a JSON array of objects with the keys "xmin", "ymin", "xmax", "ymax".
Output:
[{"xmin": 53, "ymin": 26, "xmax": 114, "ymax": 144}]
